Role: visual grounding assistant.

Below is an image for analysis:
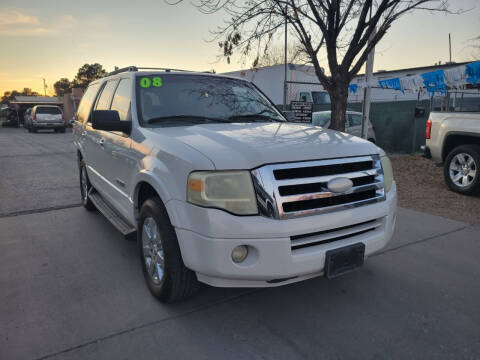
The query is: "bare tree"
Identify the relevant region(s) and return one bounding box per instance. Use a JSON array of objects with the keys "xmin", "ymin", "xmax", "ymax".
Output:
[
  {"xmin": 181, "ymin": 0, "xmax": 455, "ymax": 131},
  {"xmin": 468, "ymin": 35, "xmax": 480, "ymax": 59},
  {"xmin": 253, "ymin": 42, "xmax": 307, "ymax": 67}
]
